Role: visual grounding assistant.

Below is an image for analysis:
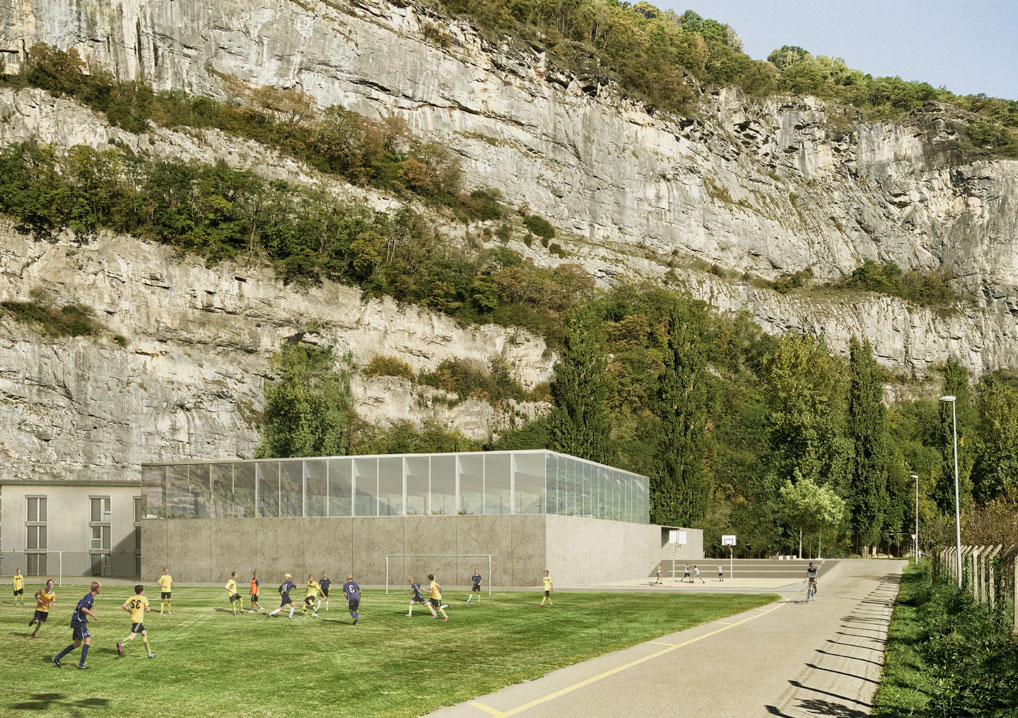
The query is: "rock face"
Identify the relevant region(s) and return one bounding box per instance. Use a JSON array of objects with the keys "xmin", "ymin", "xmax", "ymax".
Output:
[
  {"xmin": 0, "ymin": 222, "xmax": 550, "ymax": 482},
  {"xmin": 2, "ymin": 0, "xmax": 1018, "ymax": 480}
]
